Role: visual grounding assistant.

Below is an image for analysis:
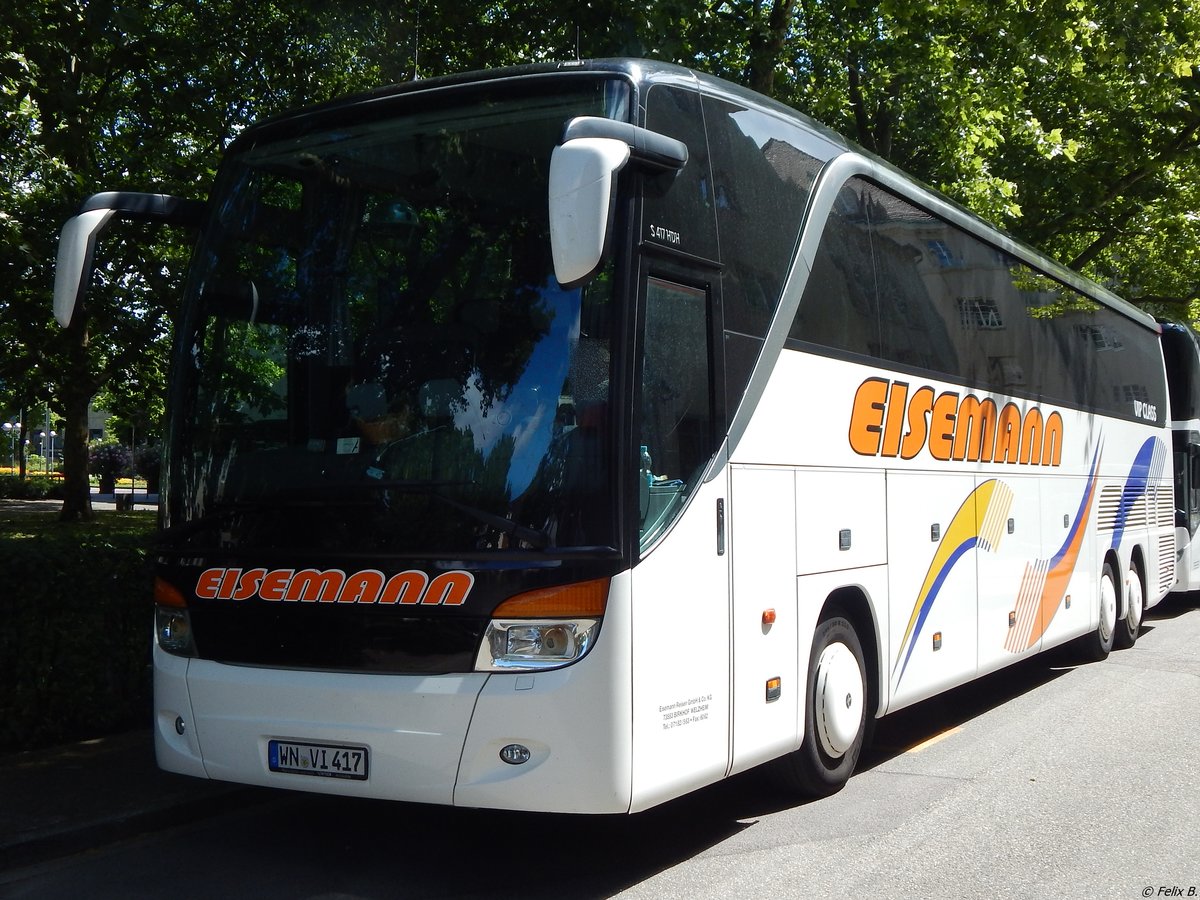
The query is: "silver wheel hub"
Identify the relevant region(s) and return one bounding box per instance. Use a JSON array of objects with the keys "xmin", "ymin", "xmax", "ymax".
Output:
[
  {"xmin": 1126, "ymin": 569, "xmax": 1143, "ymax": 633},
  {"xmin": 815, "ymin": 641, "xmax": 864, "ymax": 758},
  {"xmin": 1099, "ymin": 573, "xmax": 1117, "ymax": 643}
]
